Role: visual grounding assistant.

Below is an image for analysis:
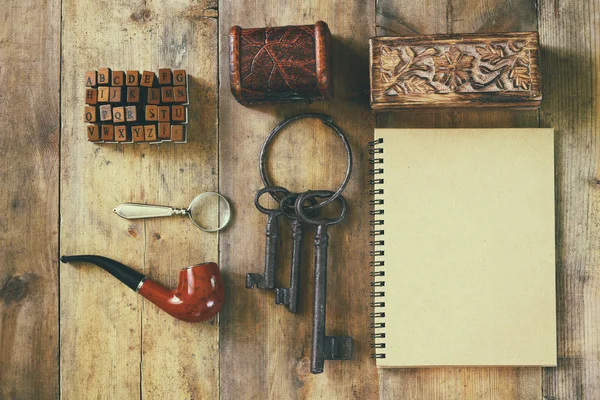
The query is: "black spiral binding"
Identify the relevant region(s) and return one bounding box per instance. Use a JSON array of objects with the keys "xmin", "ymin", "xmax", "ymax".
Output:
[{"xmin": 369, "ymin": 138, "xmax": 386, "ymax": 359}]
